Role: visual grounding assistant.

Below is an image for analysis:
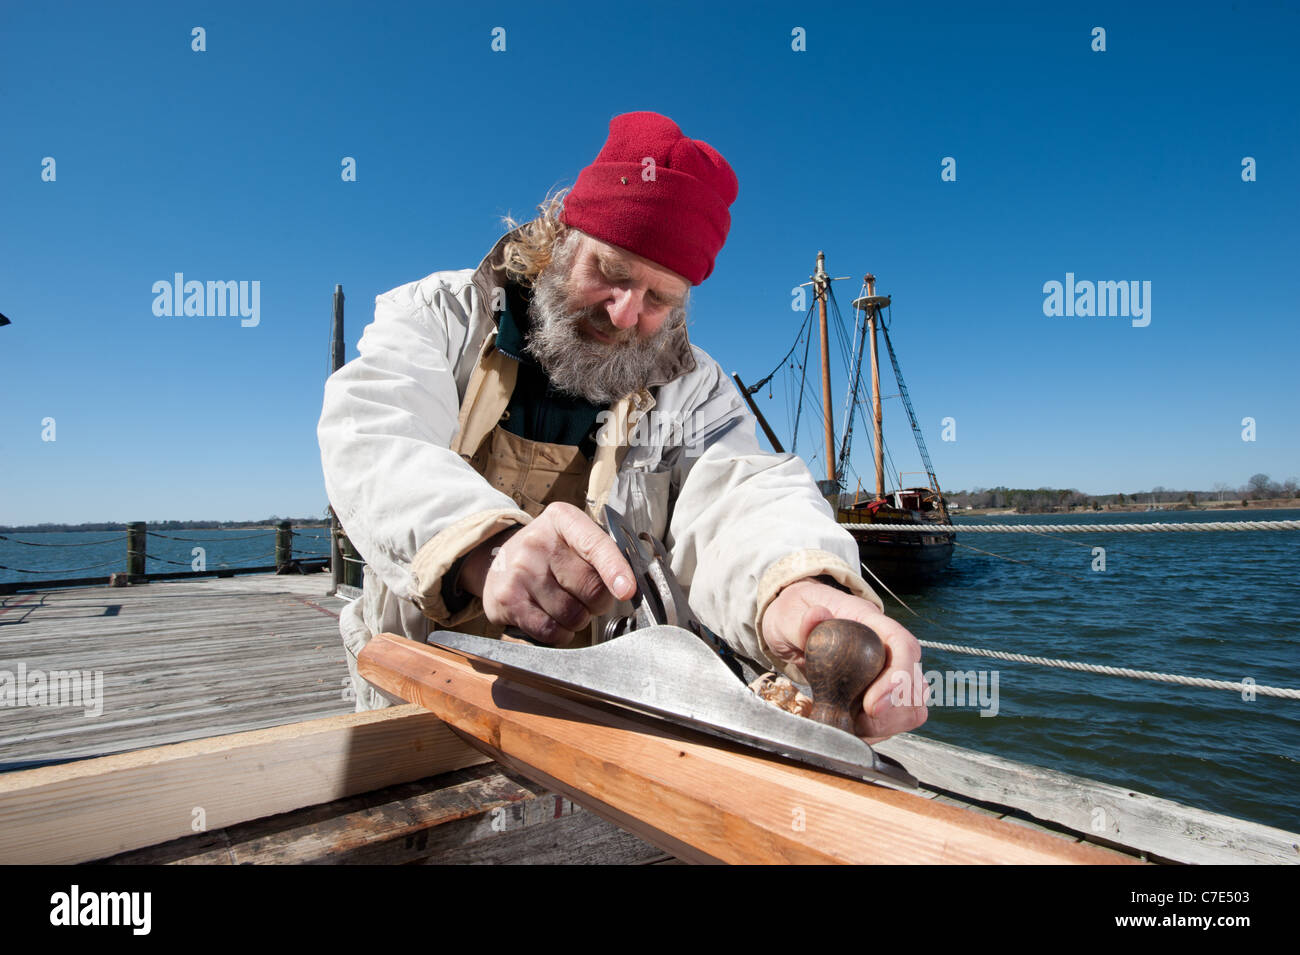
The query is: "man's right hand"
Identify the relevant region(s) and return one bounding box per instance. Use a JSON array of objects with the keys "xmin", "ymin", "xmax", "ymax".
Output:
[{"xmin": 456, "ymin": 502, "xmax": 636, "ymax": 645}]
